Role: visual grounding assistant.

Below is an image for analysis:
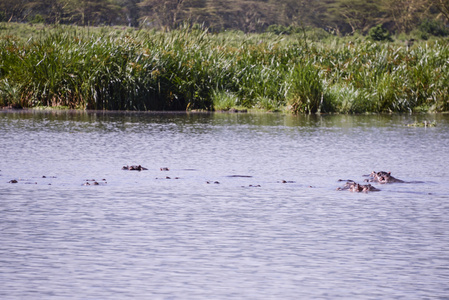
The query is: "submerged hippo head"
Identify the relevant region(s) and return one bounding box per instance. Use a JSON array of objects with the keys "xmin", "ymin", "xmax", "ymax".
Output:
[
  {"xmin": 123, "ymin": 165, "xmax": 148, "ymax": 171},
  {"xmin": 337, "ymin": 180, "xmax": 380, "ymax": 193},
  {"xmin": 369, "ymin": 171, "xmax": 404, "ymax": 184}
]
